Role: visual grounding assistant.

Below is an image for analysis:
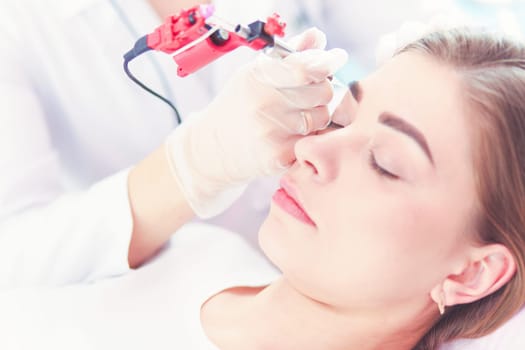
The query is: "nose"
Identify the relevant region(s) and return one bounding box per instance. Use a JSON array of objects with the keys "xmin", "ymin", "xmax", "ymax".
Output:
[
  {"xmin": 294, "ymin": 124, "xmax": 370, "ymax": 182},
  {"xmin": 294, "ymin": 130, "xmax": 341, "ymax": 182}
]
